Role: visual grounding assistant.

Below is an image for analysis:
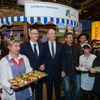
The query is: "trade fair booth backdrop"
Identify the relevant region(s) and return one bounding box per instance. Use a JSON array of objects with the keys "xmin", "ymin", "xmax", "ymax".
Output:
[
  {"xmin": 0, "ymin": 2, "xmax": 82, "ymax": 43},
  {"xmin": 0, "ymin": 2, "xmax": 82, "ymax": 99}
]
